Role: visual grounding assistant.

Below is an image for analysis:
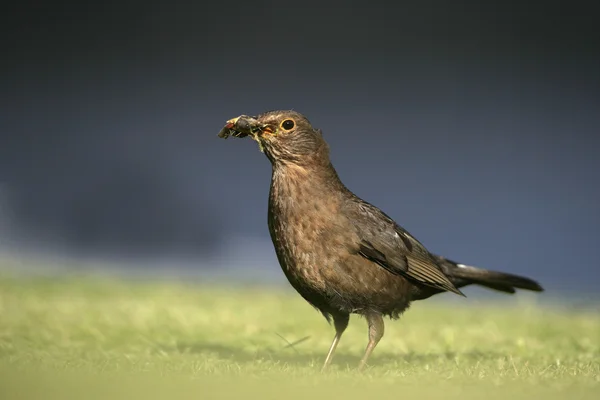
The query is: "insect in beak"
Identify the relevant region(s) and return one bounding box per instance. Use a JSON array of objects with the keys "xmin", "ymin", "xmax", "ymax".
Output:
[{"xmin": 217, "ymin": 115, "xmax": 273, "ymax": 139}]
